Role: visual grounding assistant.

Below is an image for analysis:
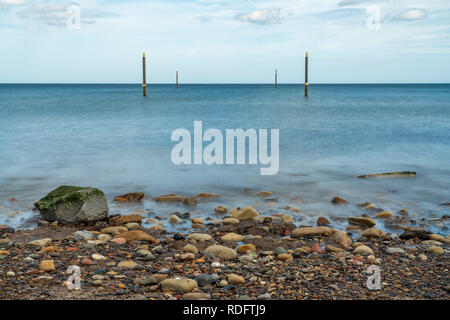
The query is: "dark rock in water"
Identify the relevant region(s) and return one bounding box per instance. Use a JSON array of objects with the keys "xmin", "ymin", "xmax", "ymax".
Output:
[
  {"xmin": 0, "ymin": 225, "xmax": 15, "ymax": 235},
  {"xmin": 183, "ymin": 197, "xmax": 197, "ymax": 206},
  {"xmin": 34, "ymin": 186, "xmax": 108, "ymax": 224},
  {"xmin": 399, "ymin": 229, "xmax": 431, "ymax": 240},
  {"xmin": 331, "ymin": 196, "xmax": 349, "ymax": 204},
  {"xmin": 113, "ymin": 192, "xmax": 144, "ymax": 202},
  {"xmin": 358, "ymin": 171, "xmax": 416, "ymax": 179},
  {"xmin": 440, "ymin": 203, "xmax": 450, "ymax": 207}
]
